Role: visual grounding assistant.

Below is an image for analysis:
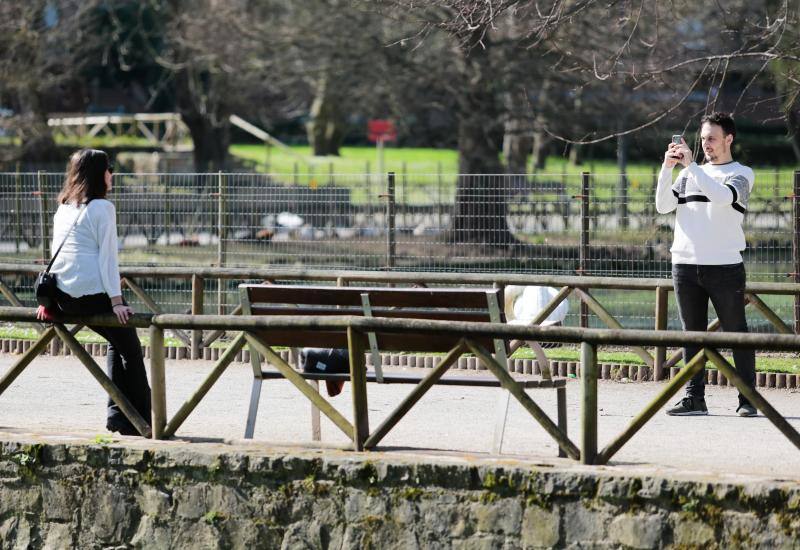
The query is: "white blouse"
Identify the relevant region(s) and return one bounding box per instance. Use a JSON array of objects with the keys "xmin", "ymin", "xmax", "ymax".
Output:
[{"xmin": 49, "ymin": 199, "xmax": 122, "ymax": 299}]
